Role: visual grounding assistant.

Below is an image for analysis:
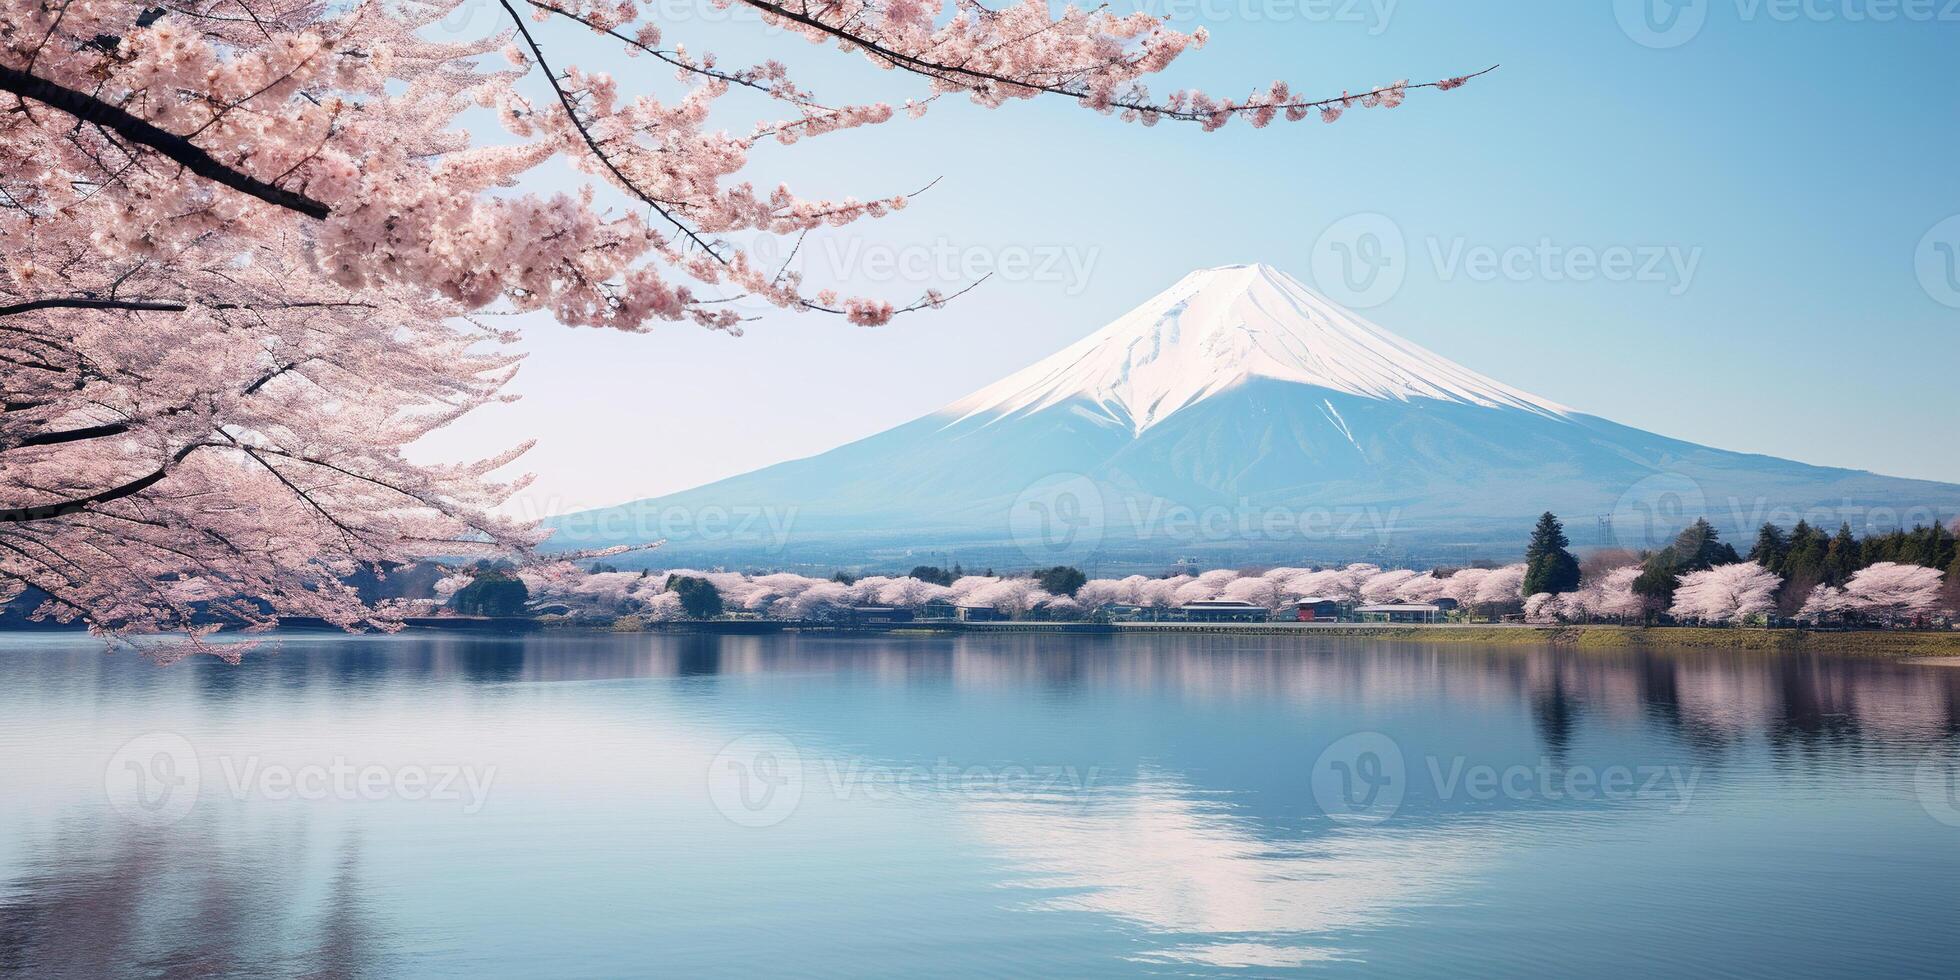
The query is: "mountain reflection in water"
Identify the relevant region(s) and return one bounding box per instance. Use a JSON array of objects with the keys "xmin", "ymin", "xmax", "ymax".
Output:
[{"xmin": 3, "ymin": 633, "xmax": 1958, "ymax": 978}]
